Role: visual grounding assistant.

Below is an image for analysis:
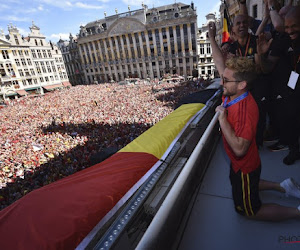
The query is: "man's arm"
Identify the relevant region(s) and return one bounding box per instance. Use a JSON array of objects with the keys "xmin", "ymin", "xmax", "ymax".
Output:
[
  {"xmin": 268, "ymin": 0, "xmax": 285, "ymax": 33},
  {"xmin": 208, "ymin": 22, "xmax": 226, "ymax": 76},
  {"xmin": 216, "ymin": 105, "xmax": 251, "ymax": 157},
  {"xmin": 238, "ymin": 0, "xmax": 257, "ymax": 32},
  {"xmin": 238, "ymin": 0, "xmax": 248, "ymax": 15},
  {"xmin": 255, "ymin": 2, "xmax": 270, "ymax": 36}
]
